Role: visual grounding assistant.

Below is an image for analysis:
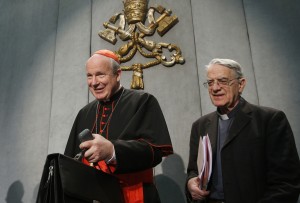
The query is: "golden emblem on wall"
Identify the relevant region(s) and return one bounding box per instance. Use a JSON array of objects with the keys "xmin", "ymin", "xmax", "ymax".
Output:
[{"xmin": 99, "ymin": 0, "xmax": 185, "ymax": 89}]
